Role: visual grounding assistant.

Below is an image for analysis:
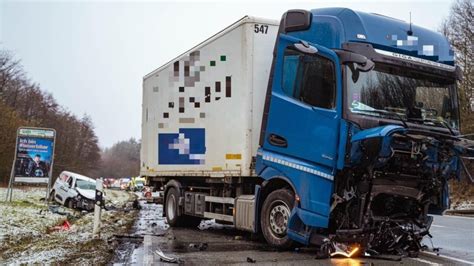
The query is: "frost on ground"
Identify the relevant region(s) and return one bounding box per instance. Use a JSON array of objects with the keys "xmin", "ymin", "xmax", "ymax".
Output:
[
  {"xmin": 449, "ymin": 179, "xmax": 474, "ymax": 210},
  {"xmin": 0, "ymin": 187, "xmax": 138, "ymax": 264}
]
